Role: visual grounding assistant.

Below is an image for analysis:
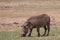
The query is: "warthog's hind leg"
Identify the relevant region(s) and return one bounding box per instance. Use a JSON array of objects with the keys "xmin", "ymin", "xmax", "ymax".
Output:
[
  {"xmin": 43, "ymin": 26, "xmax": 47, "ymax": 36},
  {"xmin": 47, "ymin": 23, "xmax": 50, "ymax": 36}
]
